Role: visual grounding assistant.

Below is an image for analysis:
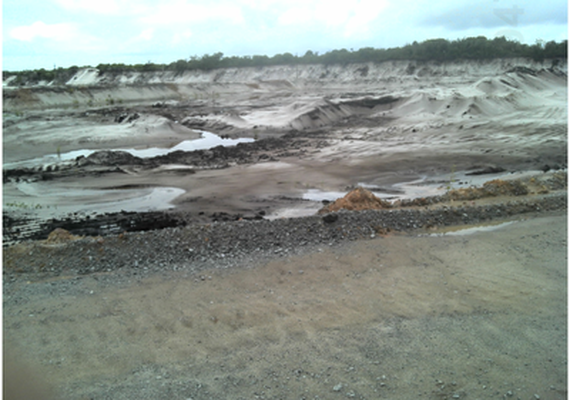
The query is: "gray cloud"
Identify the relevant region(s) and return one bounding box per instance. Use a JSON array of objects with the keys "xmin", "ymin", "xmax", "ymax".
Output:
[{"xmin": 421, "ymin": 1, "xmax": 567, "ymax": 31}]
